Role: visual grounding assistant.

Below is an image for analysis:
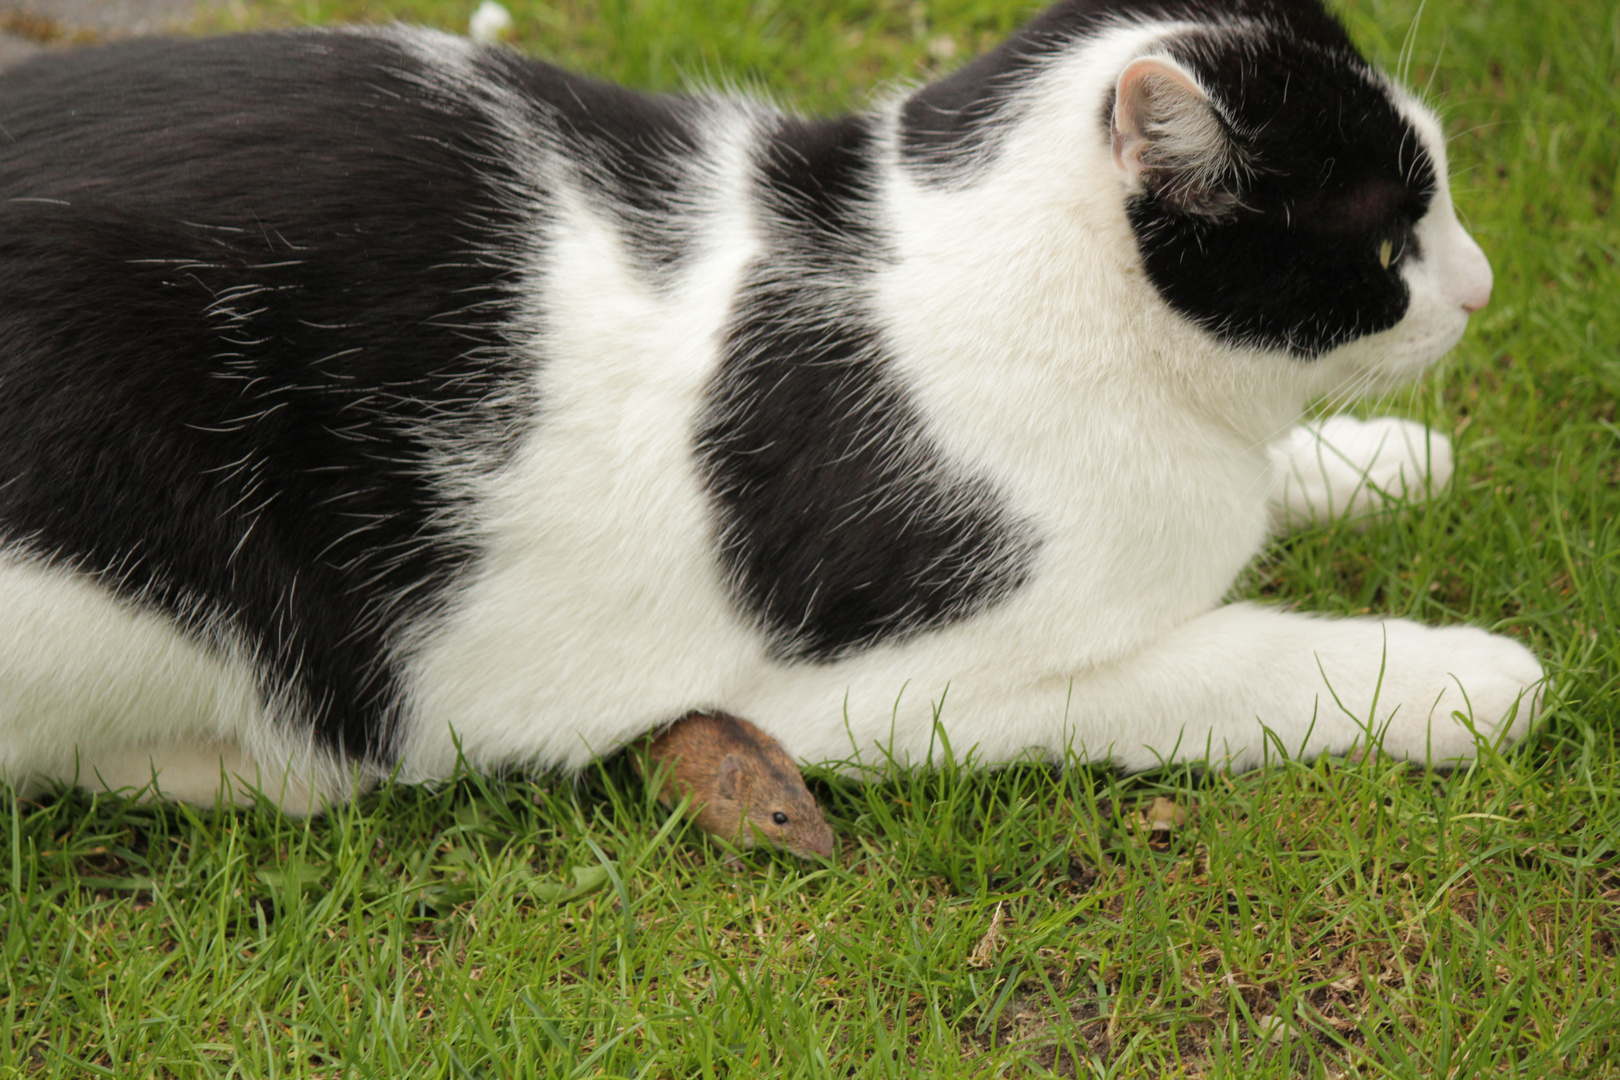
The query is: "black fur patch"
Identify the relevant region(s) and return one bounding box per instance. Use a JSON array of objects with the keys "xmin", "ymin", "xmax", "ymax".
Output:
[
  {"xmin": 699, "ymin": 117, "xmax": 1035, "ymax": 662},
  {"xmin": 0, "ymin": 31, "xmax": 541, "ymax": 763},
  {"xmin": 478, "ymin": 48, "xmax": 702, "ymax": 279},
  {"xmin": 757, "ymin": 114, "xmax": 882, "ymax": 252}
]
